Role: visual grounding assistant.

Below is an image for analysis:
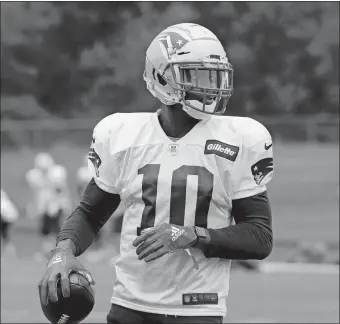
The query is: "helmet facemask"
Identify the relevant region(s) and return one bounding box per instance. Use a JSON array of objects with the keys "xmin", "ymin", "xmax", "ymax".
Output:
[{"xmin": 163, "ymin": 58, "xmax": 234, "ymax": 118}]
